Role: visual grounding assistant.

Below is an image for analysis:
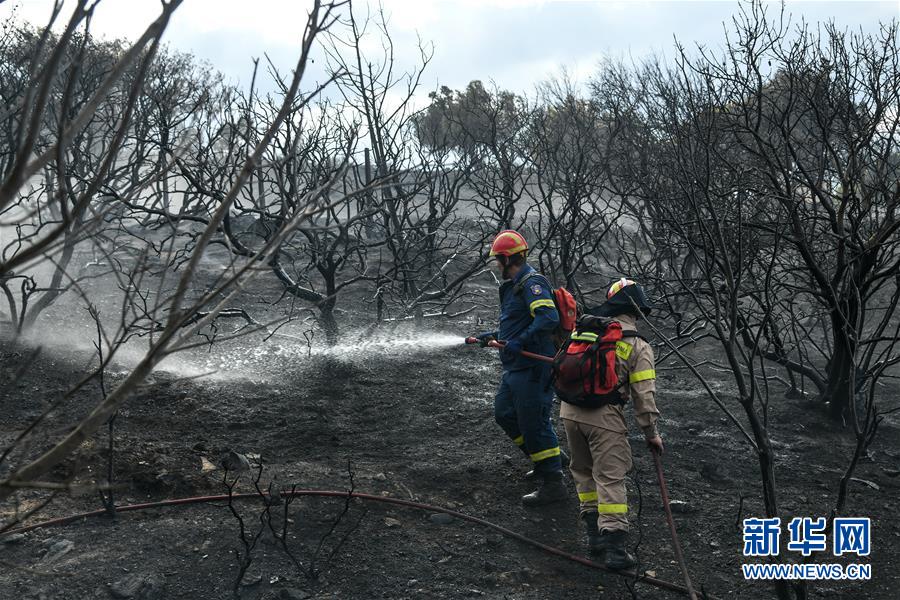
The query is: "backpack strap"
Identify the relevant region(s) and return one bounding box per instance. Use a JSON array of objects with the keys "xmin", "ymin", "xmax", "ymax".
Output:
[
  {"xmin": 513, "ymin": 271, "xmax": 551, "ymax": 295},
  {"xmin": 610, "ymin": 332, "xmax": 649, "ymax": 397},
  {"xmin": 620, "ymin": 330, "xmax": 648, "ymax": 343}
]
